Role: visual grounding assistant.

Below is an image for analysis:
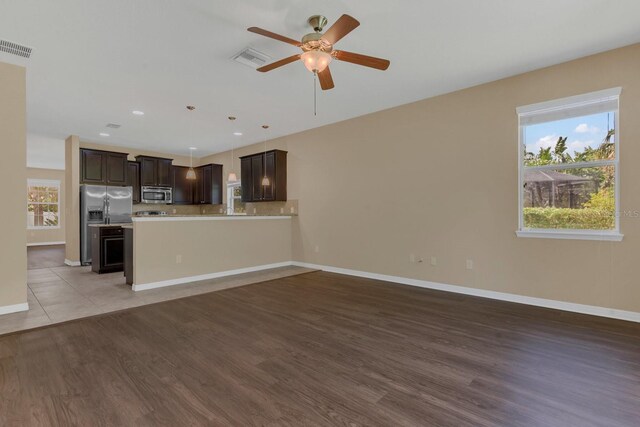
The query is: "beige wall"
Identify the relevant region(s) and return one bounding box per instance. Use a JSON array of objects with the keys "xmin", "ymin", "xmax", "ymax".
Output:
[
  {"xmin": 201, "ymin": 43, "xmax": 640, "ymax": 313},
  {"xmin": 26, "ymin": 168, "xmax": 66, "ymax": 245},
  {"xmin": 133, "ymin": 218, "xmax": 292, "ymax": 285},
  {"xmin": 0, "ymin": 61, "xmax": 27, "ymax": 308},
  {"xmin": 64, "ymin": 135, "xmax": 81, "ymax": 263}
]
